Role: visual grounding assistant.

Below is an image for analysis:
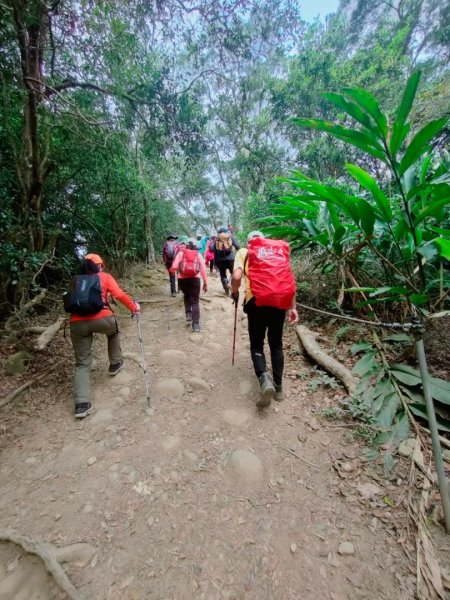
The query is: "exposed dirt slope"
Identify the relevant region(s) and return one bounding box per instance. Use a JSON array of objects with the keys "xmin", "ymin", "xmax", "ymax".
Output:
[{"xmin": 0, "ymin": 267, "xmax": 414, "ymax": 599}]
